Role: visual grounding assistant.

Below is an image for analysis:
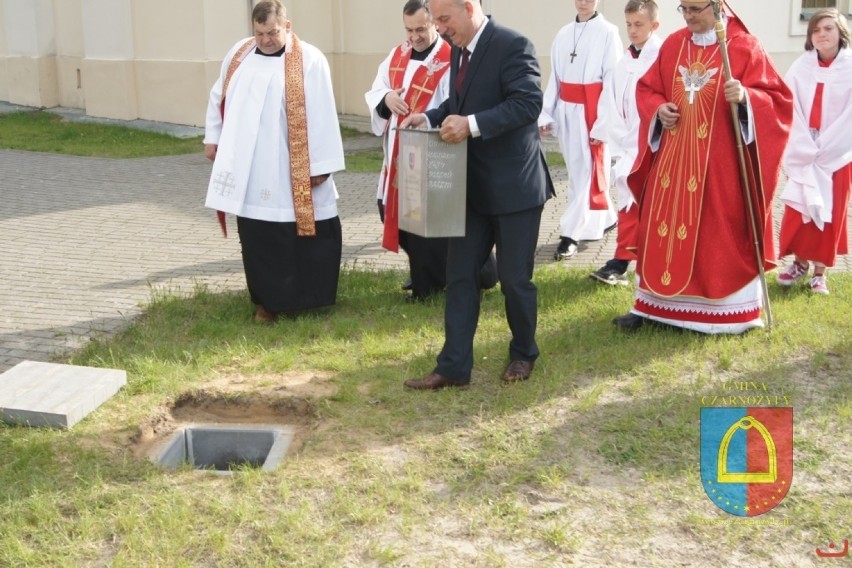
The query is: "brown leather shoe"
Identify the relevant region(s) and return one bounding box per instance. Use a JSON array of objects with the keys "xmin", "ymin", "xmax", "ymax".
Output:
[
  {"xmin": 254, "ymin": 306, "xmax": 277, "ymax": 323},
  {"xmin": 501, "ymin": 360, "xmax": 534, "ymax": 383},
  {"xmin": 404, "ymin": 372, "xmax": 469, "ymax": 390}
]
